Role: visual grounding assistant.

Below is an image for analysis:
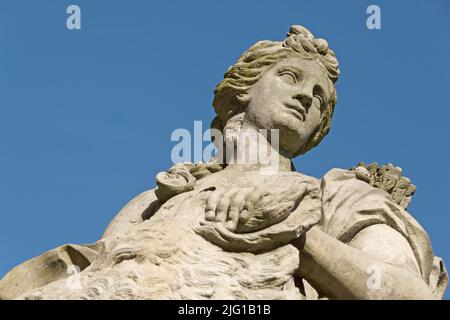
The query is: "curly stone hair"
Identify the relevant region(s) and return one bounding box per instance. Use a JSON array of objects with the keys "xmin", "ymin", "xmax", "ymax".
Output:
[{"xmin": 212, "ymin": 25, "xmax": 340, "ymax": 157}]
